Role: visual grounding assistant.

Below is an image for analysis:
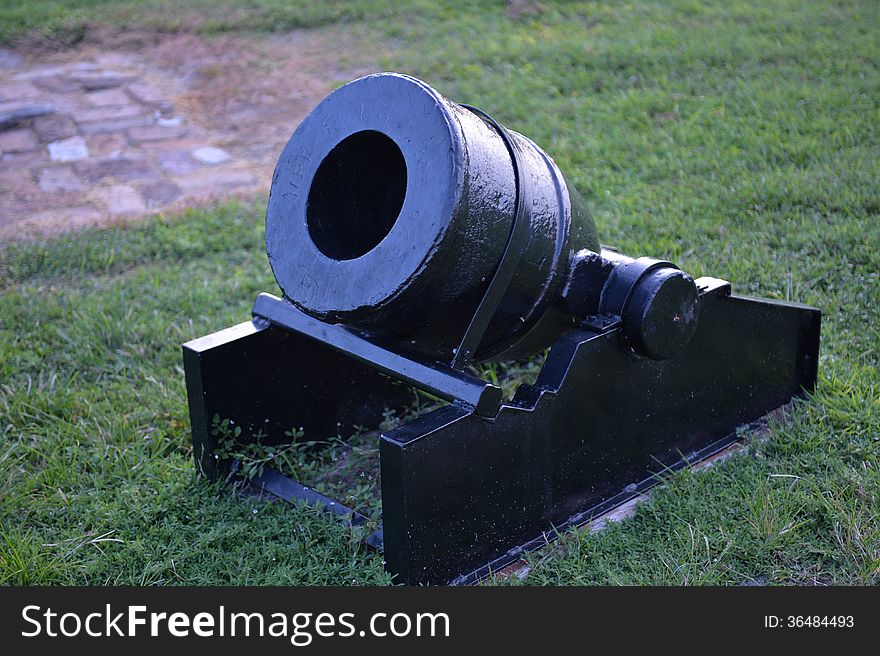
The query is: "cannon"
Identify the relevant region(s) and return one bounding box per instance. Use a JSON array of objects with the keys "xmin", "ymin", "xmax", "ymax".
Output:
[{"xmin": 183, "ymin": 73, "xmax": 821, "ymax": 585}]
